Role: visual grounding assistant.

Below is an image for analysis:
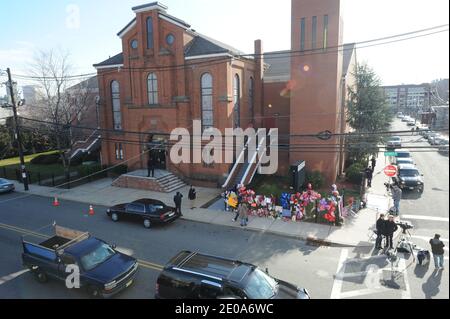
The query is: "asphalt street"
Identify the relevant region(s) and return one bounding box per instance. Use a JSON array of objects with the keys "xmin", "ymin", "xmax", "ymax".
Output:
[
  {"xmin": 0, "ymin": 192, "xmax": 342, "ymax": 299},
  {"xmin": 0, "ymin": 118, "xmax": 447, "ymax": 299}
]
